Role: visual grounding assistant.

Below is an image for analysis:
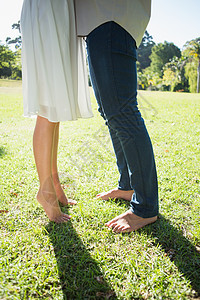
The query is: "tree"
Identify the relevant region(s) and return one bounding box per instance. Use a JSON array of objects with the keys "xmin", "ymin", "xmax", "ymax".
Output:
[
  {"xmin": 138, "ymin": 71, "xmax": 148, "ymax": 90},
  {"xmin": 162, "ymin": 68, "xmax": 176, "ymax": 91},
  {"xmin": 162, "ymin": 56, "xmax": 189, "ymax": 92},
  {"xmin": 184, "ymin": 59, "xmax": 198, "ymax": 93},
  {"xmin": 6, "ymin": 21, "xmax": 22, "ymax": 49},
  {"xmin": 137, "ymin": 31, "xmax": 155, "ymax": 71},
  {"xmin": 183, "ymin": 38, "xmax": 200, "ymax": 93},
  {"xmin": 143, "ymin": 68, "xmax": 162, "ymax": 90},
  {"xmin": 0, "ymin": 21, "xmax": 22, "ymax": 79},
  {"xmin": 0, "ymin": 44, "xmax": 16, "ymax": 78},
  {"xmin": 11, "ymin": 49, "xmax": 22, "ymax": 79},
  {"xmin": 149, "ymin": 41, "xmax": 181, "ymax": 77}
]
